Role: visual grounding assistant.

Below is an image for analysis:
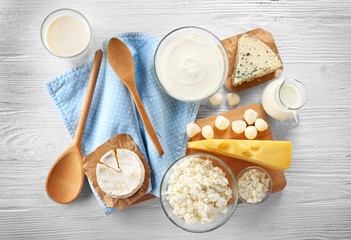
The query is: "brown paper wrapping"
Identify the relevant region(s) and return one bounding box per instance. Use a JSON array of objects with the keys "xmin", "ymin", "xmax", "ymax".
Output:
[
  {"xmin": 83, "ymin": 134, "xmax": 151, "ymax": 210},
  {"xmin": 222, "ymin": 28, "xmax": 283, "ymax": 92}
]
